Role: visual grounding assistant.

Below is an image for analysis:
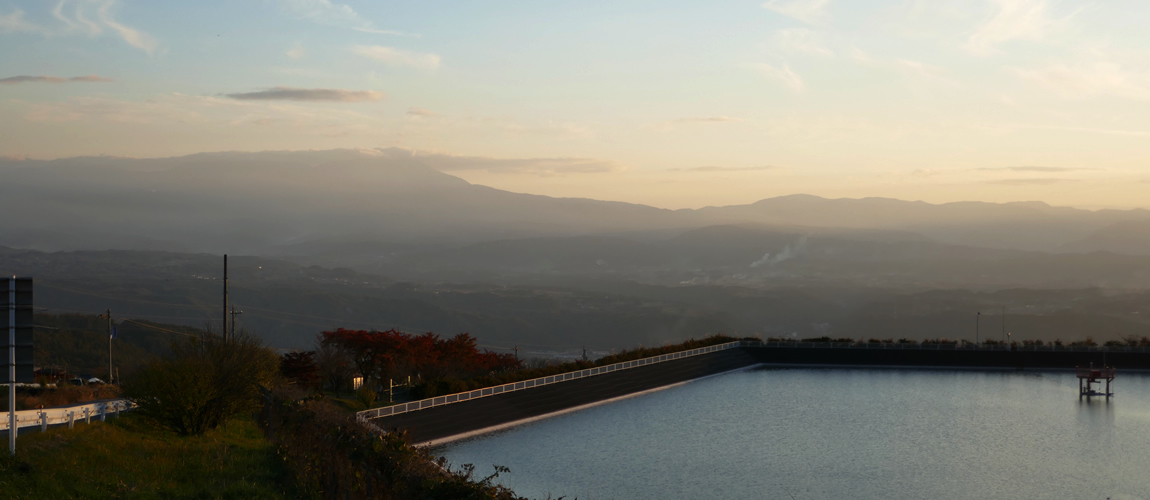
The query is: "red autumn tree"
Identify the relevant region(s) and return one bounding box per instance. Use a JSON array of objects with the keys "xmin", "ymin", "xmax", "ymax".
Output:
[{"xmin": 321, "ymin": 329, "xmax": 520, "ymax": 390}]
